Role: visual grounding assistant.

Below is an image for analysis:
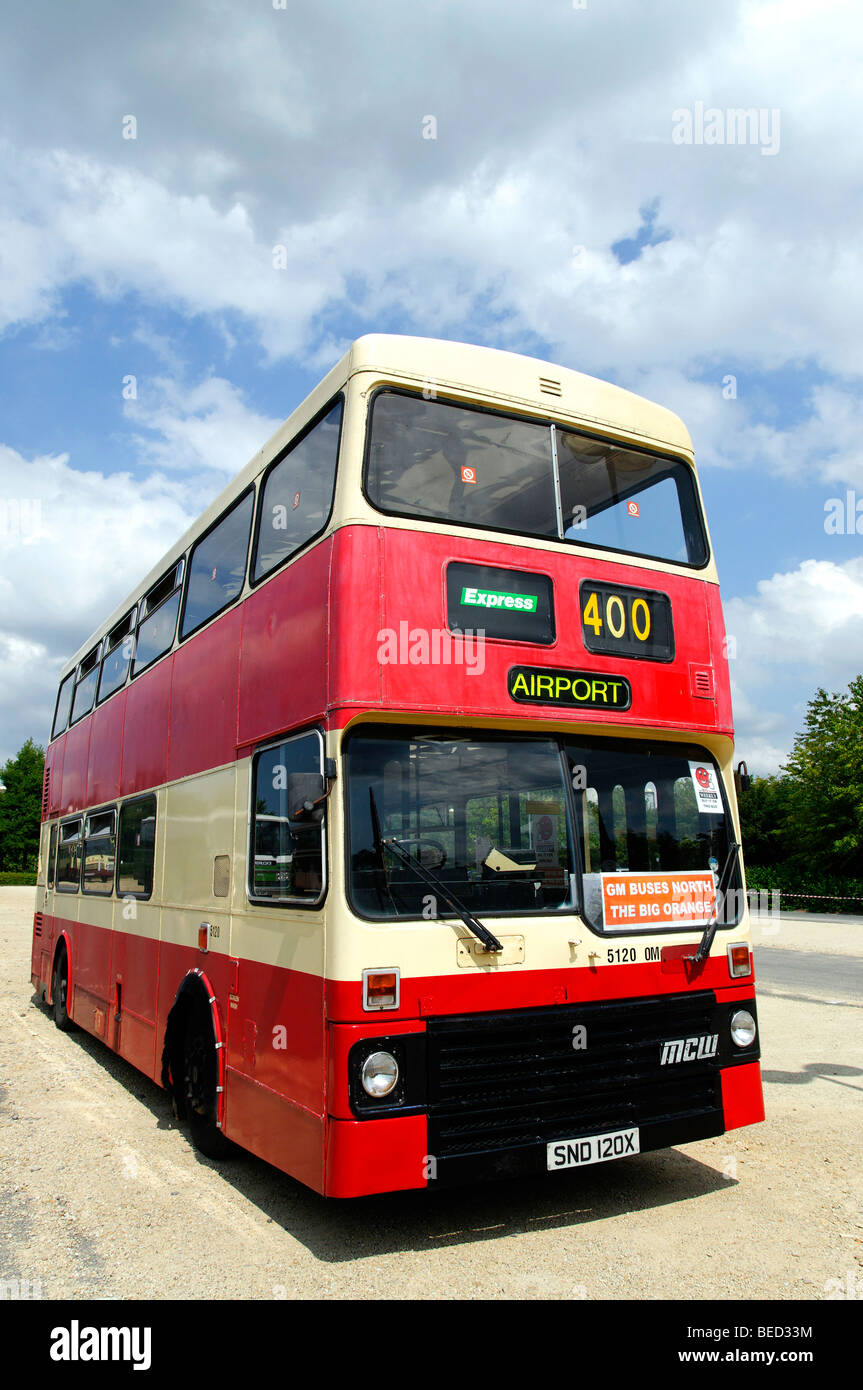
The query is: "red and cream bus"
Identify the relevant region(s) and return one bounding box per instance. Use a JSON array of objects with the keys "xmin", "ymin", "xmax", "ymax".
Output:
[{"xmin": 32, "ymin": 335, "xmax": 763, "ymax": 1197}]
